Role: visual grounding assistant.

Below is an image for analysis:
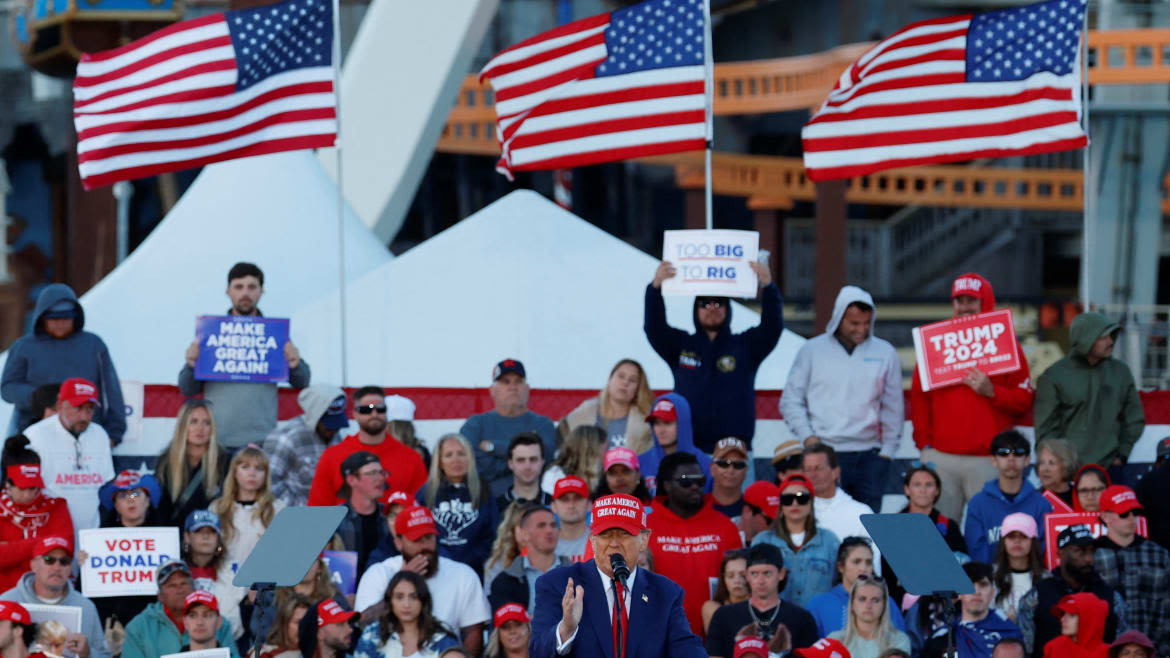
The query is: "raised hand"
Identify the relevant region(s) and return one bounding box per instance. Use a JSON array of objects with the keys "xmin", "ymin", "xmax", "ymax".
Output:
[{"xmin": 557, "ymin": 577, "xmax": 585, "ymax": 643}]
